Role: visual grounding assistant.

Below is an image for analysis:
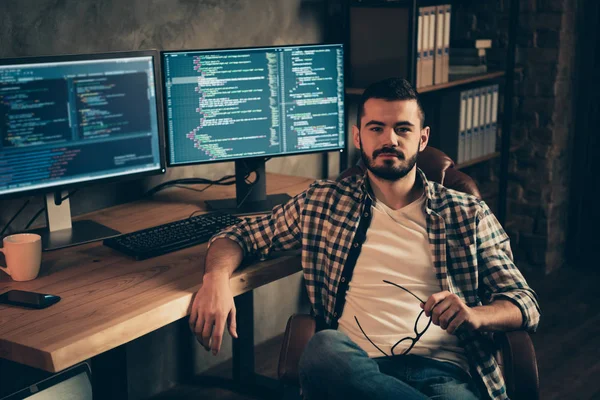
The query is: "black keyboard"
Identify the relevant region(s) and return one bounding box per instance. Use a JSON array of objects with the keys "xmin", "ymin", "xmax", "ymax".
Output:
[{"xmin": 104, "ymin": 212, "xmax": 243, "ymax": 260}]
